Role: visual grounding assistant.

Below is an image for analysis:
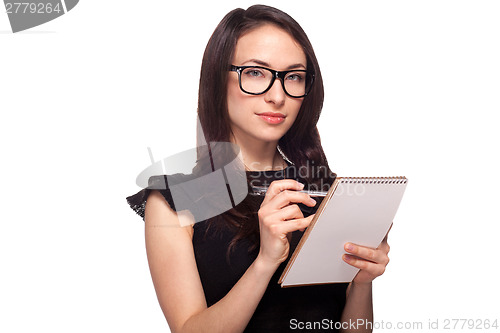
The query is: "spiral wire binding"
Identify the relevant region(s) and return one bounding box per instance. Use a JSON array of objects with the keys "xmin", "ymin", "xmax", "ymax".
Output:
[{"xmin": 339, "ymin": 176, "xmax": 407, "ymax": 184}]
